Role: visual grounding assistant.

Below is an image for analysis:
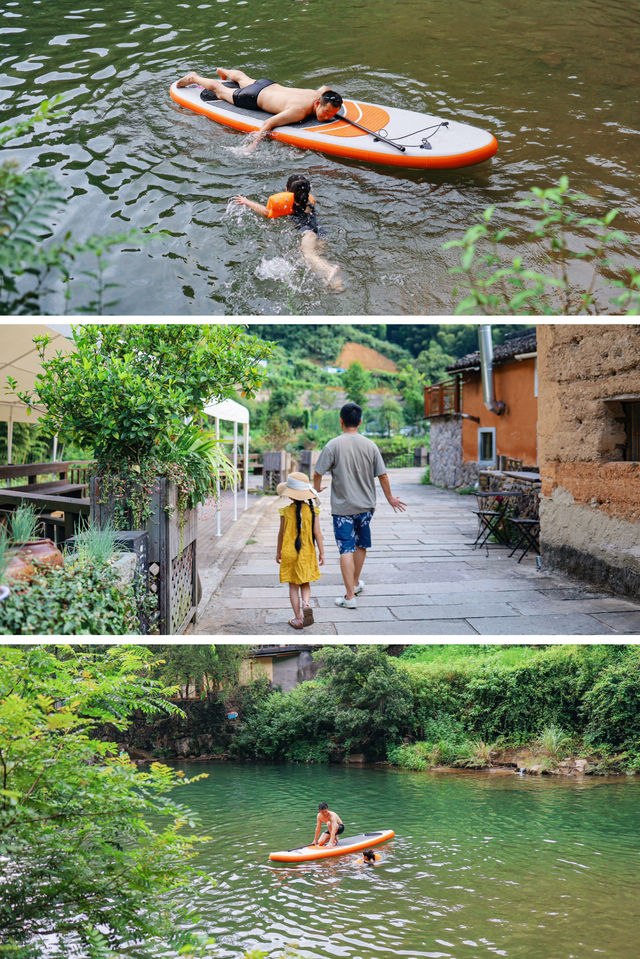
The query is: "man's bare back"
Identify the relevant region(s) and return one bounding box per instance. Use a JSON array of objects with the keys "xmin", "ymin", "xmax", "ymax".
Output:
[{"xmin": 176, "ymin": 67, "xmax": 342, "ymax": 149}]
